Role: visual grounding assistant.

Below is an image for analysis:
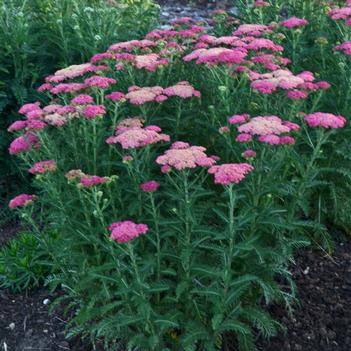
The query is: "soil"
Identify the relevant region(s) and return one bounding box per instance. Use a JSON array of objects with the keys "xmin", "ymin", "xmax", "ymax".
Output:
[{"xmin": 258, "ymin": 240, "xmax": 351, "ymax": 351}]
